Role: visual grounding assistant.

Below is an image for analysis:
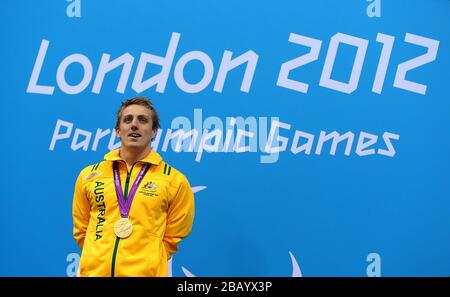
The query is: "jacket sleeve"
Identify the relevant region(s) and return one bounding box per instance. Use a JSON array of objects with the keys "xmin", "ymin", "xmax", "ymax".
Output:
[
  {"xmin": 72, "ymin": 171, "xmax": 91, "ymax": 249},
  {"xmin": 164, "ymin": 176, "xmax": 195, "ymax": 260}
]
